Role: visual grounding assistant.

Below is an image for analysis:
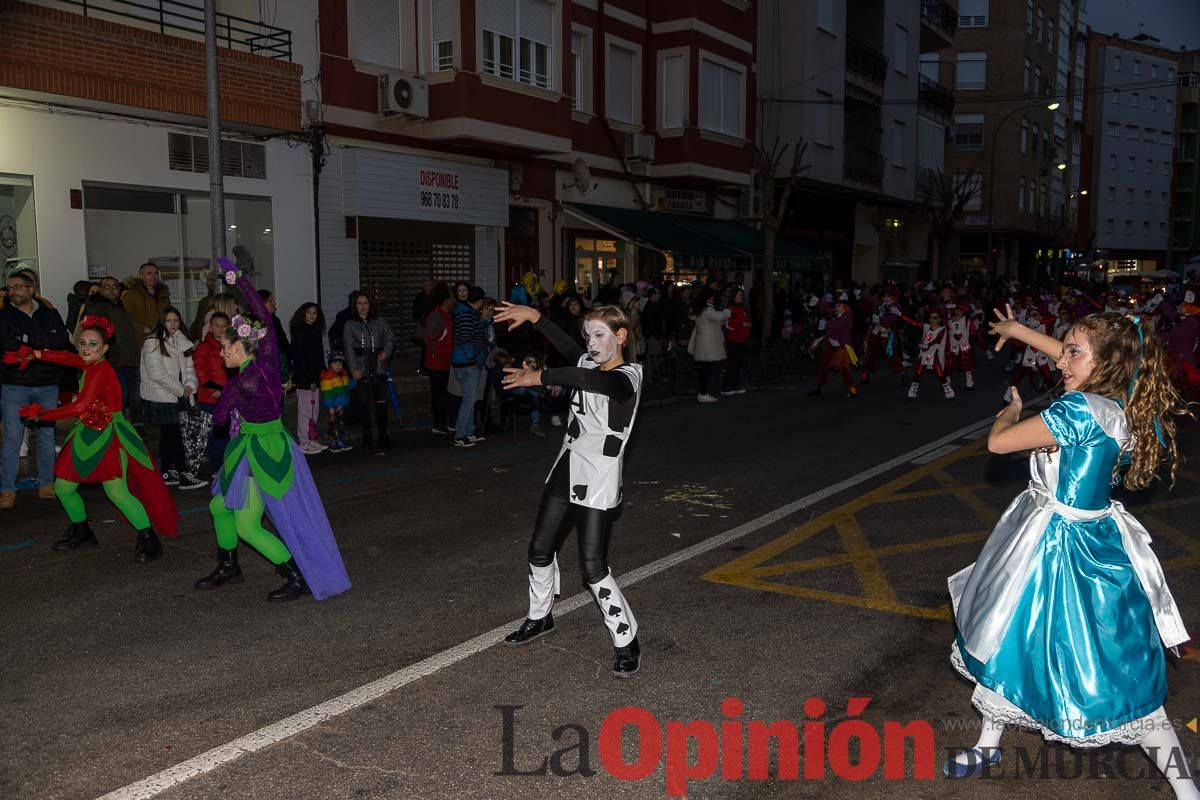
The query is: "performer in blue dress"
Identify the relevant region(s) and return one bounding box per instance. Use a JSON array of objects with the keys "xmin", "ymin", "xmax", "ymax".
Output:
[{"xmin": 945, "ymin": 306, "xmax": 1196, "ymax": 798}]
